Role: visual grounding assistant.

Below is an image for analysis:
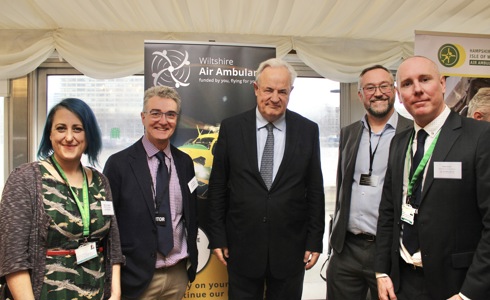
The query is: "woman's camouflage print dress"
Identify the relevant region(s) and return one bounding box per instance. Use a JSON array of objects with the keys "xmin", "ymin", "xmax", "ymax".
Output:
[{"xmin": 39, "ymin": 160, "xmax": 111, "ymax": 300}]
